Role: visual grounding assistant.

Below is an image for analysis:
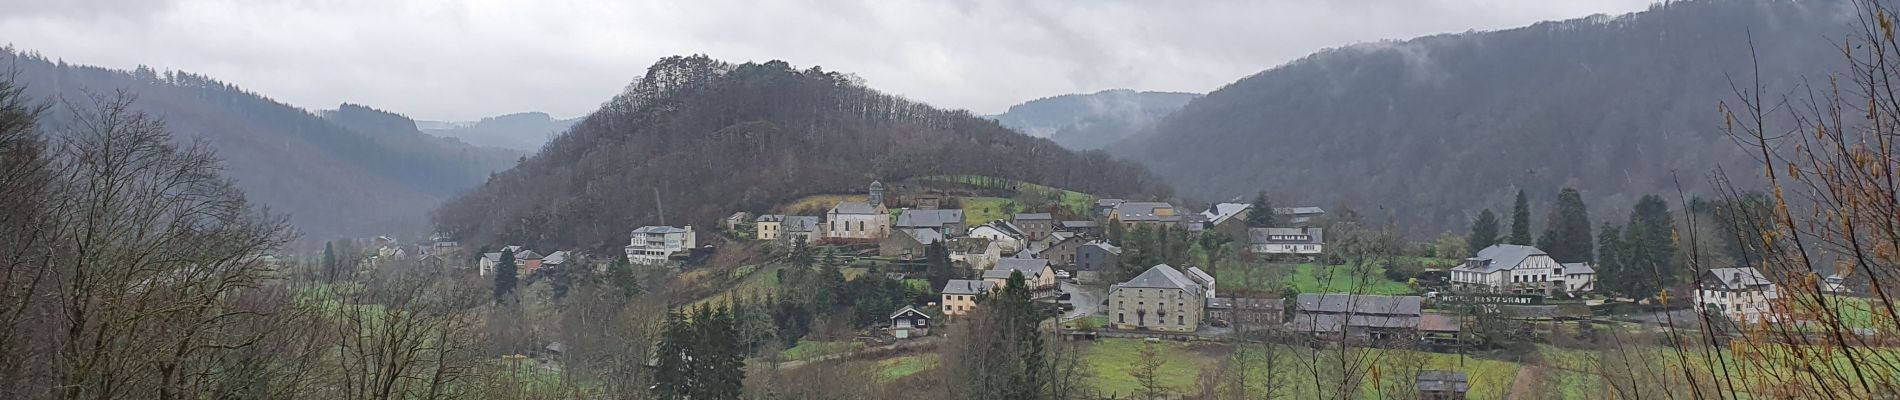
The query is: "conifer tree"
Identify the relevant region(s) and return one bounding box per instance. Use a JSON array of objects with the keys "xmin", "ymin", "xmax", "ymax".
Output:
[
  {"xmin": 1509, "ymin": 190, "xmax": 1533, "ymax": 245},
  {"xmin": 1245, "ymin": 191, "xmax": 1276, "ymax": 227},
  {"xmin": 1468, "ymin": 209, "xmax": 1500, "ymax": 254},
  {"xmin": 1536, "ymin": 188, "xmax": 1593, "ymax": 262},
  {"xmin": 493, "ymin": 248, "xmax": 517, "ymax": 302}
]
